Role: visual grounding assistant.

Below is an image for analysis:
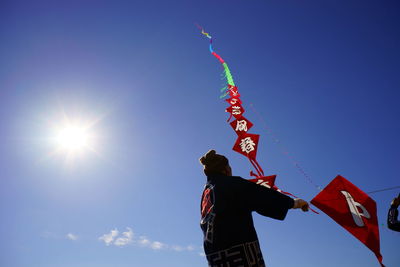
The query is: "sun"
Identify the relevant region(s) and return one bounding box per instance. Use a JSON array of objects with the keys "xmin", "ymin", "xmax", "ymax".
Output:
[
  {"xmin": 35, "ymin": 102, "xmax": 107, "ymax": 168},
  {"xmin": 55, "ymin": 124, "xmax": 90, "ymax": 152},
  {"xmin": 48, "ymin": 115, "xmax": 100, "ymax": 165}
]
